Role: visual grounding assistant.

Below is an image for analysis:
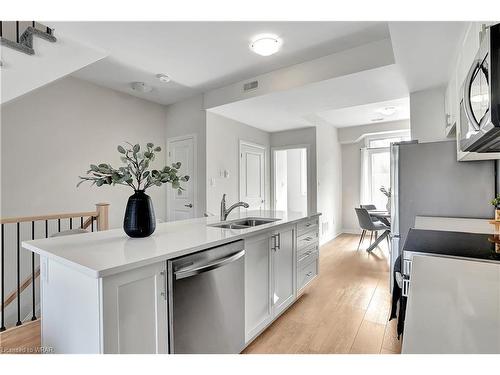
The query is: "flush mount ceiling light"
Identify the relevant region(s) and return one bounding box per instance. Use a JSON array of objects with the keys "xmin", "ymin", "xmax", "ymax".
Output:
[
  {"xmin": 130, "ymin": 82, "xmax": 153, "ymax": 93},
  {"xmin": 376, "ymin": 106, "xmax": 398, "ymax": 116},
  {"xmin": 156, "ymin": 73, "xmax": 171, "ymax": 83},
  {"xmin": 250, "ymin": 34, "xmax": 282, "ymax": 56}
]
